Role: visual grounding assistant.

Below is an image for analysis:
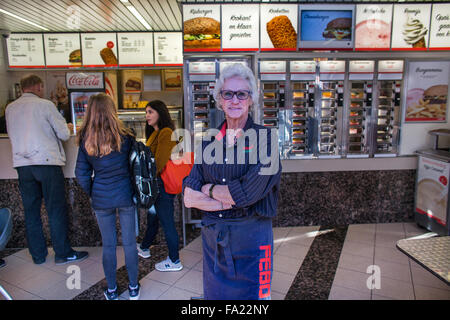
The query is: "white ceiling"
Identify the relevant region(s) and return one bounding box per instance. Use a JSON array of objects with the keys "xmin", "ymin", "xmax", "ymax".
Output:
[{"xmin": 0, "ymin": 0, "xmax": 445, "ymax": 33}]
